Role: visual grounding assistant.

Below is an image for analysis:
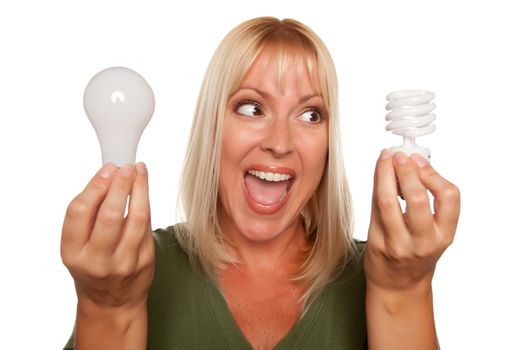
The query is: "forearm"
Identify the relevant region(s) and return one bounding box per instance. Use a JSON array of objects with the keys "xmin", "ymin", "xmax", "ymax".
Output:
[
  {"xmin": 75, "ymin": 299, "xmax": 148, "ymax": 350},
  {"xmin": 366, "ymin": 282, "xmax": 437, "ymax": 350}
]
